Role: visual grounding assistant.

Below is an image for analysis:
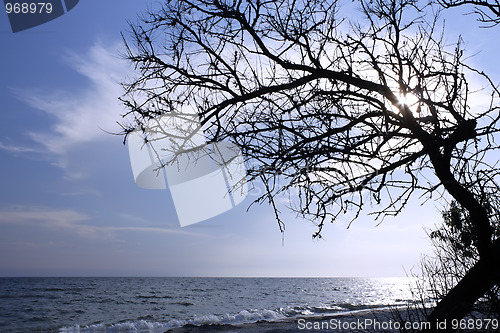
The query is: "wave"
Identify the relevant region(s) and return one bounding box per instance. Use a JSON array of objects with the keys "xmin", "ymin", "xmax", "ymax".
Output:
[
  {"xmin": 60, "ymin": 321, "xmax": 173, "ymax": 333},
  {"xmin": 59, "ymin": 303, "xmax": 391, "ymax": 333},
  {"xmin": 59, "ymin": 309, "xmax": 284, "ymax": 333}
]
